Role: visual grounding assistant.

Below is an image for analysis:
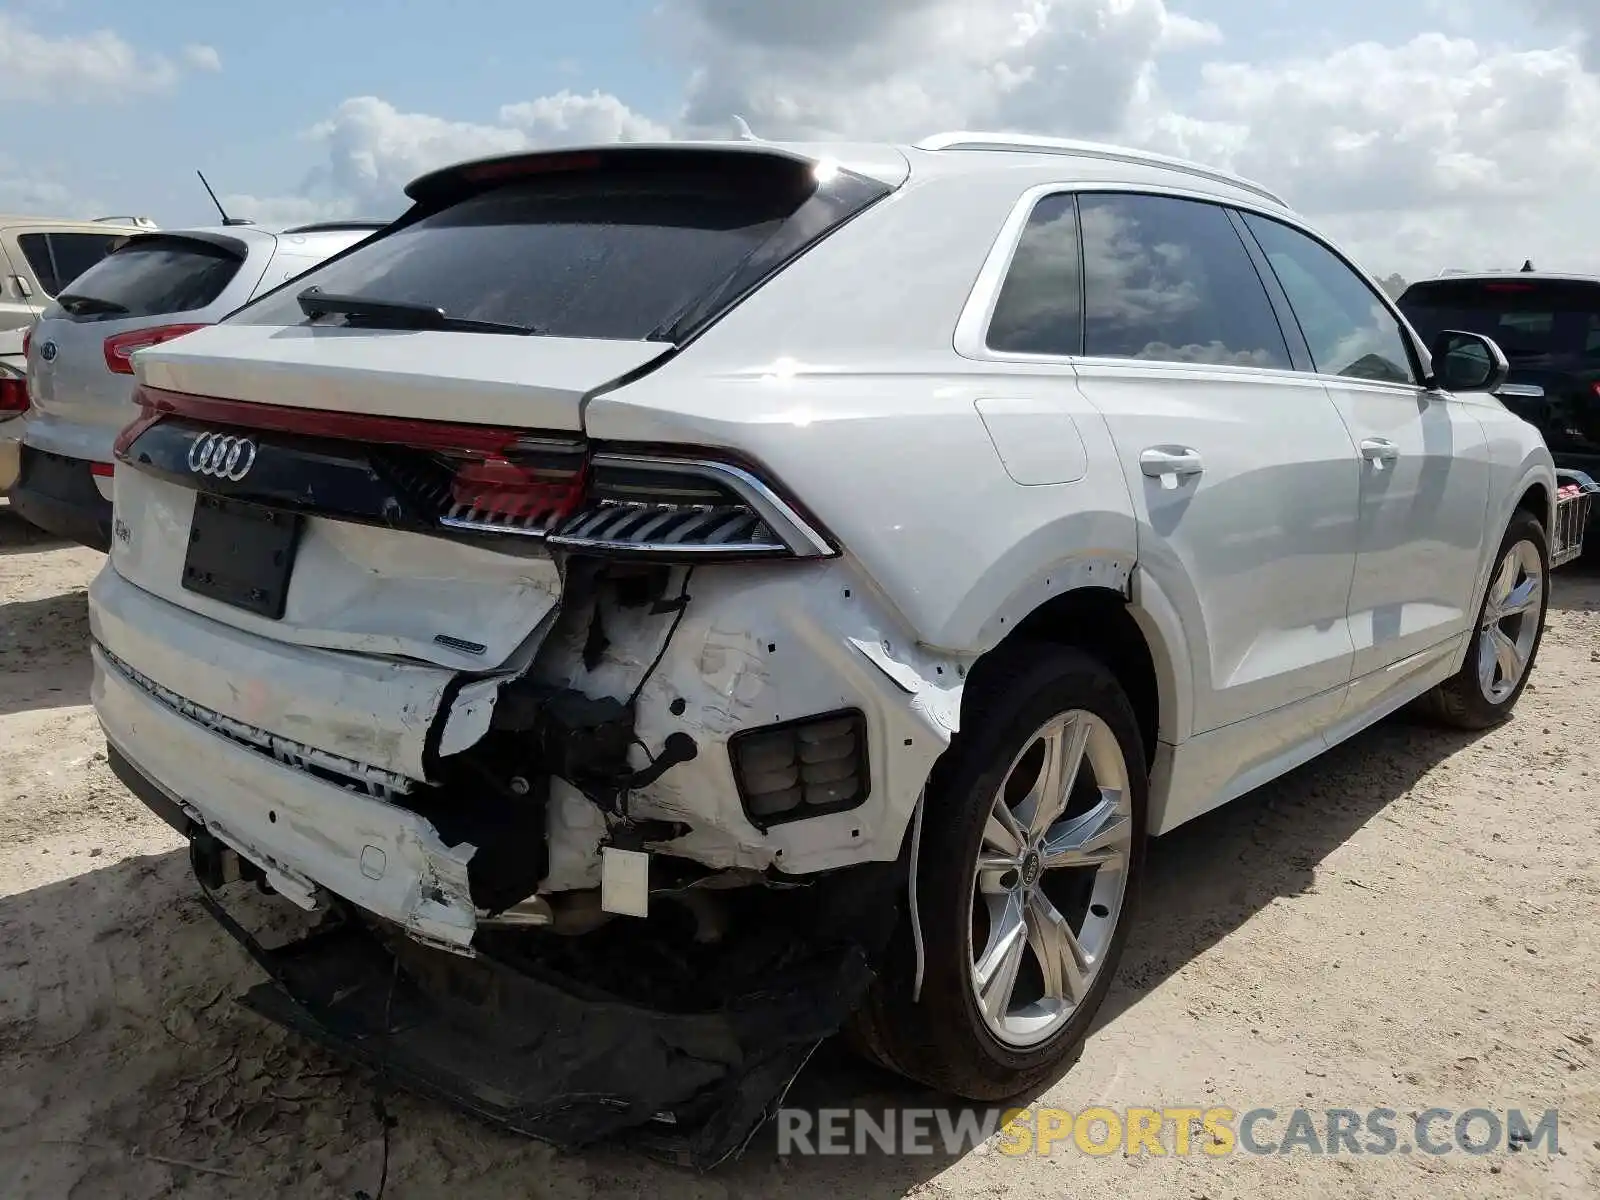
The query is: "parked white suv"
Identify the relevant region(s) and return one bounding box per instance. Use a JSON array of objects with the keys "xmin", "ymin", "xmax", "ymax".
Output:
[
  {"xmin": 13, "ymin": 222, "xmax": 383, "ymax": 546},
  {"xmin": 88, "ymin": 135, "xmax": 1556, "ymax": 1158}
]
